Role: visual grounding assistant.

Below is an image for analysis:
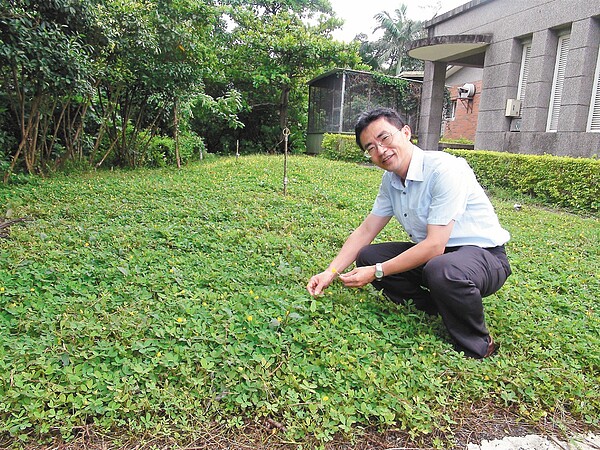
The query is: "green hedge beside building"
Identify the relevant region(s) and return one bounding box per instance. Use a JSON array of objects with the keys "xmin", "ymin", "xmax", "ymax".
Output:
[{"xmin": 319, "ymin": 133, "xmax": 599, "ymax": 214}]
